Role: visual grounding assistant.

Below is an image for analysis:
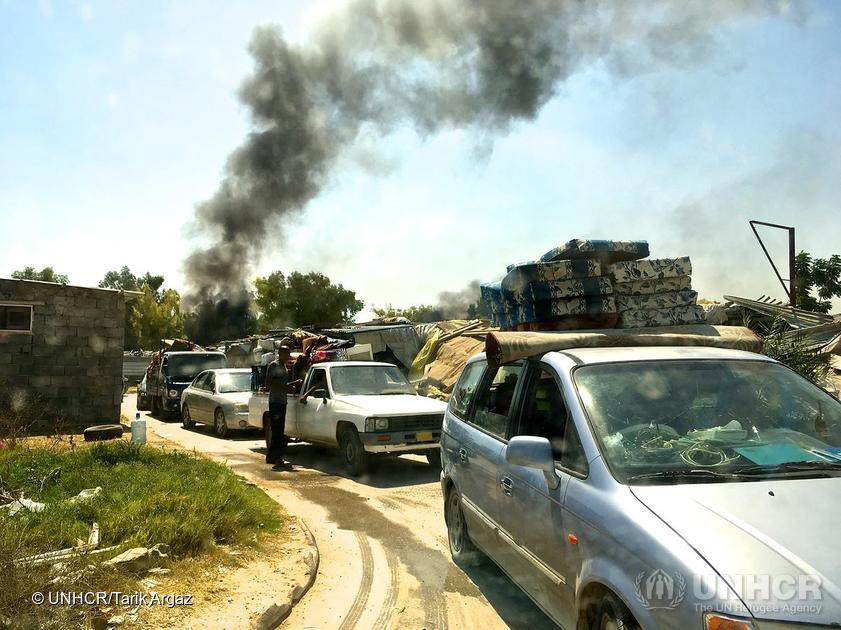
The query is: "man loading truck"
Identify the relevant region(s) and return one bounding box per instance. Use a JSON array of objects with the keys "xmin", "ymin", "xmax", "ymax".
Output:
[{"xmin": 264, "ymin": 343, "xmax": 301, "ymax": 470}]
